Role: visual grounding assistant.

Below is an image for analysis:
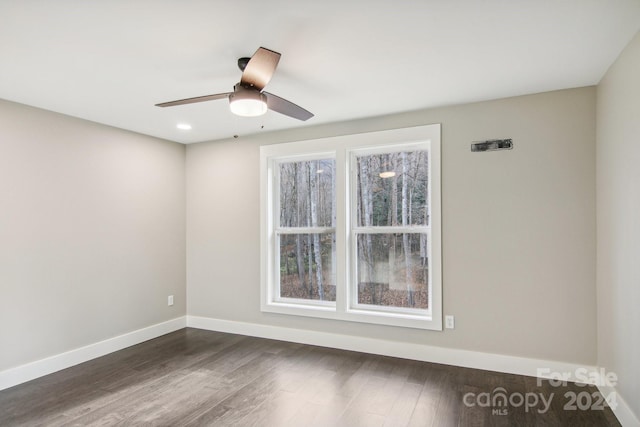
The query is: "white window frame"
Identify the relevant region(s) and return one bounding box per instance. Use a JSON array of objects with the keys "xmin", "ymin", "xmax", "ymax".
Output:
[{"xmin": 260, "ymin": 124, "xmax": 442, "ymax": 330}]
